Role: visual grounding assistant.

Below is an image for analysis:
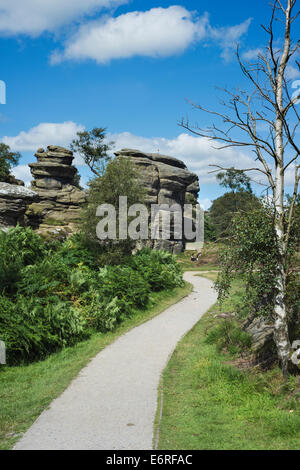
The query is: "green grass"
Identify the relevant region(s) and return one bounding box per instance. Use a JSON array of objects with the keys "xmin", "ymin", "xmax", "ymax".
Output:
[
  {"xmin": 176, "ymin": 243, "xmax": 221, "ymax": 272},
  {"xmin": 0, "ymin": 282, "xmax": 192, "ymax": 450},
  {"xmin": 157, "ymin": 276, "xmax": 300, "ymax": 450}
]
